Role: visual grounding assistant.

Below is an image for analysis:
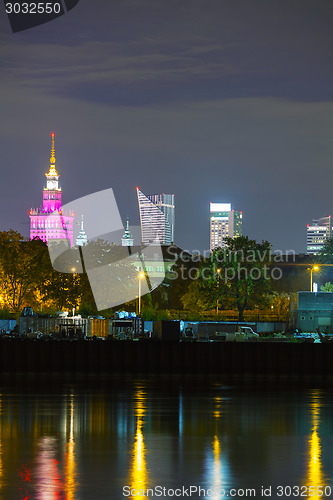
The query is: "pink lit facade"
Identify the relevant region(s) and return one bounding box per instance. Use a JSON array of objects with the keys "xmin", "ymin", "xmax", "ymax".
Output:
[{"xmin": 29, "ymin": 134, "xmax": 74, "ymax": 246}]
